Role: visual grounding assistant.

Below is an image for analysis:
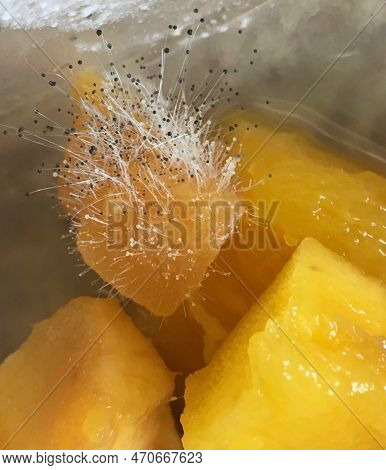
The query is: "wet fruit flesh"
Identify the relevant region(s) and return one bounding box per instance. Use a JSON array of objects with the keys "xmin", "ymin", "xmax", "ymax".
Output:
[
  {"xmin": 182, "ymin": 238, "xmax": 386, "ymax": 449},
  {"xmin": 77, "ymin": 183, "xmax": 238, "ymax": 316},
  {"xmin": 197, "ymin": 112, "xmax": 386, "ymax": 328},
  {"xmin": 59, "ymin": 71, "xmax": 239, "ymax": 316},
  {"xmin": 0, "ymin": 297, "xmax": 179, "ymax": 449}
]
